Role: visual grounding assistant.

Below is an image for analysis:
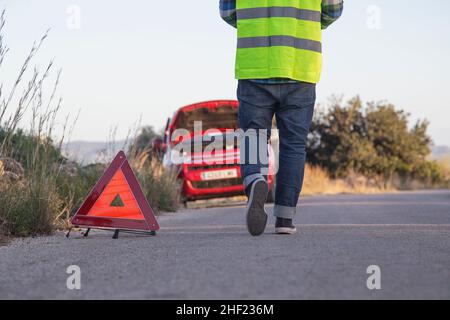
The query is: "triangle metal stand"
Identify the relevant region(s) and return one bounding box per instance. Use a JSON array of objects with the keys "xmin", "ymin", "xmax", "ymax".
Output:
[{"xmin": 66, "ymin": 227, "xmax": 156, "ymax": 239}]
